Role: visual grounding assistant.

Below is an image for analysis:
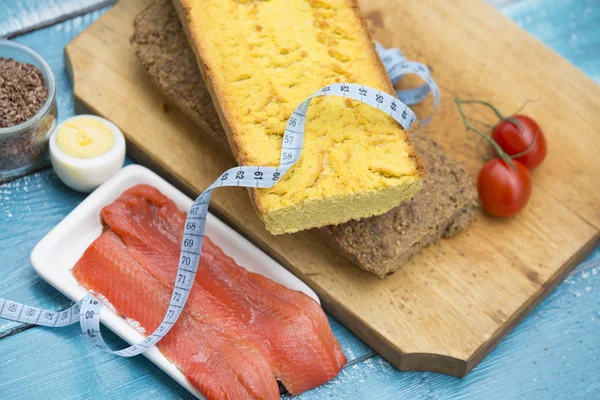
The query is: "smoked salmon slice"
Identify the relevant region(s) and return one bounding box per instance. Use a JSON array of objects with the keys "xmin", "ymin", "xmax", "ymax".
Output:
[
  {"xmin": 72, "ymin": 184, "xmax": 346, "ymax": 399},
  {"xmin": 73, "ymin": 230, "xmax": 279, "ymax": 400}
]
